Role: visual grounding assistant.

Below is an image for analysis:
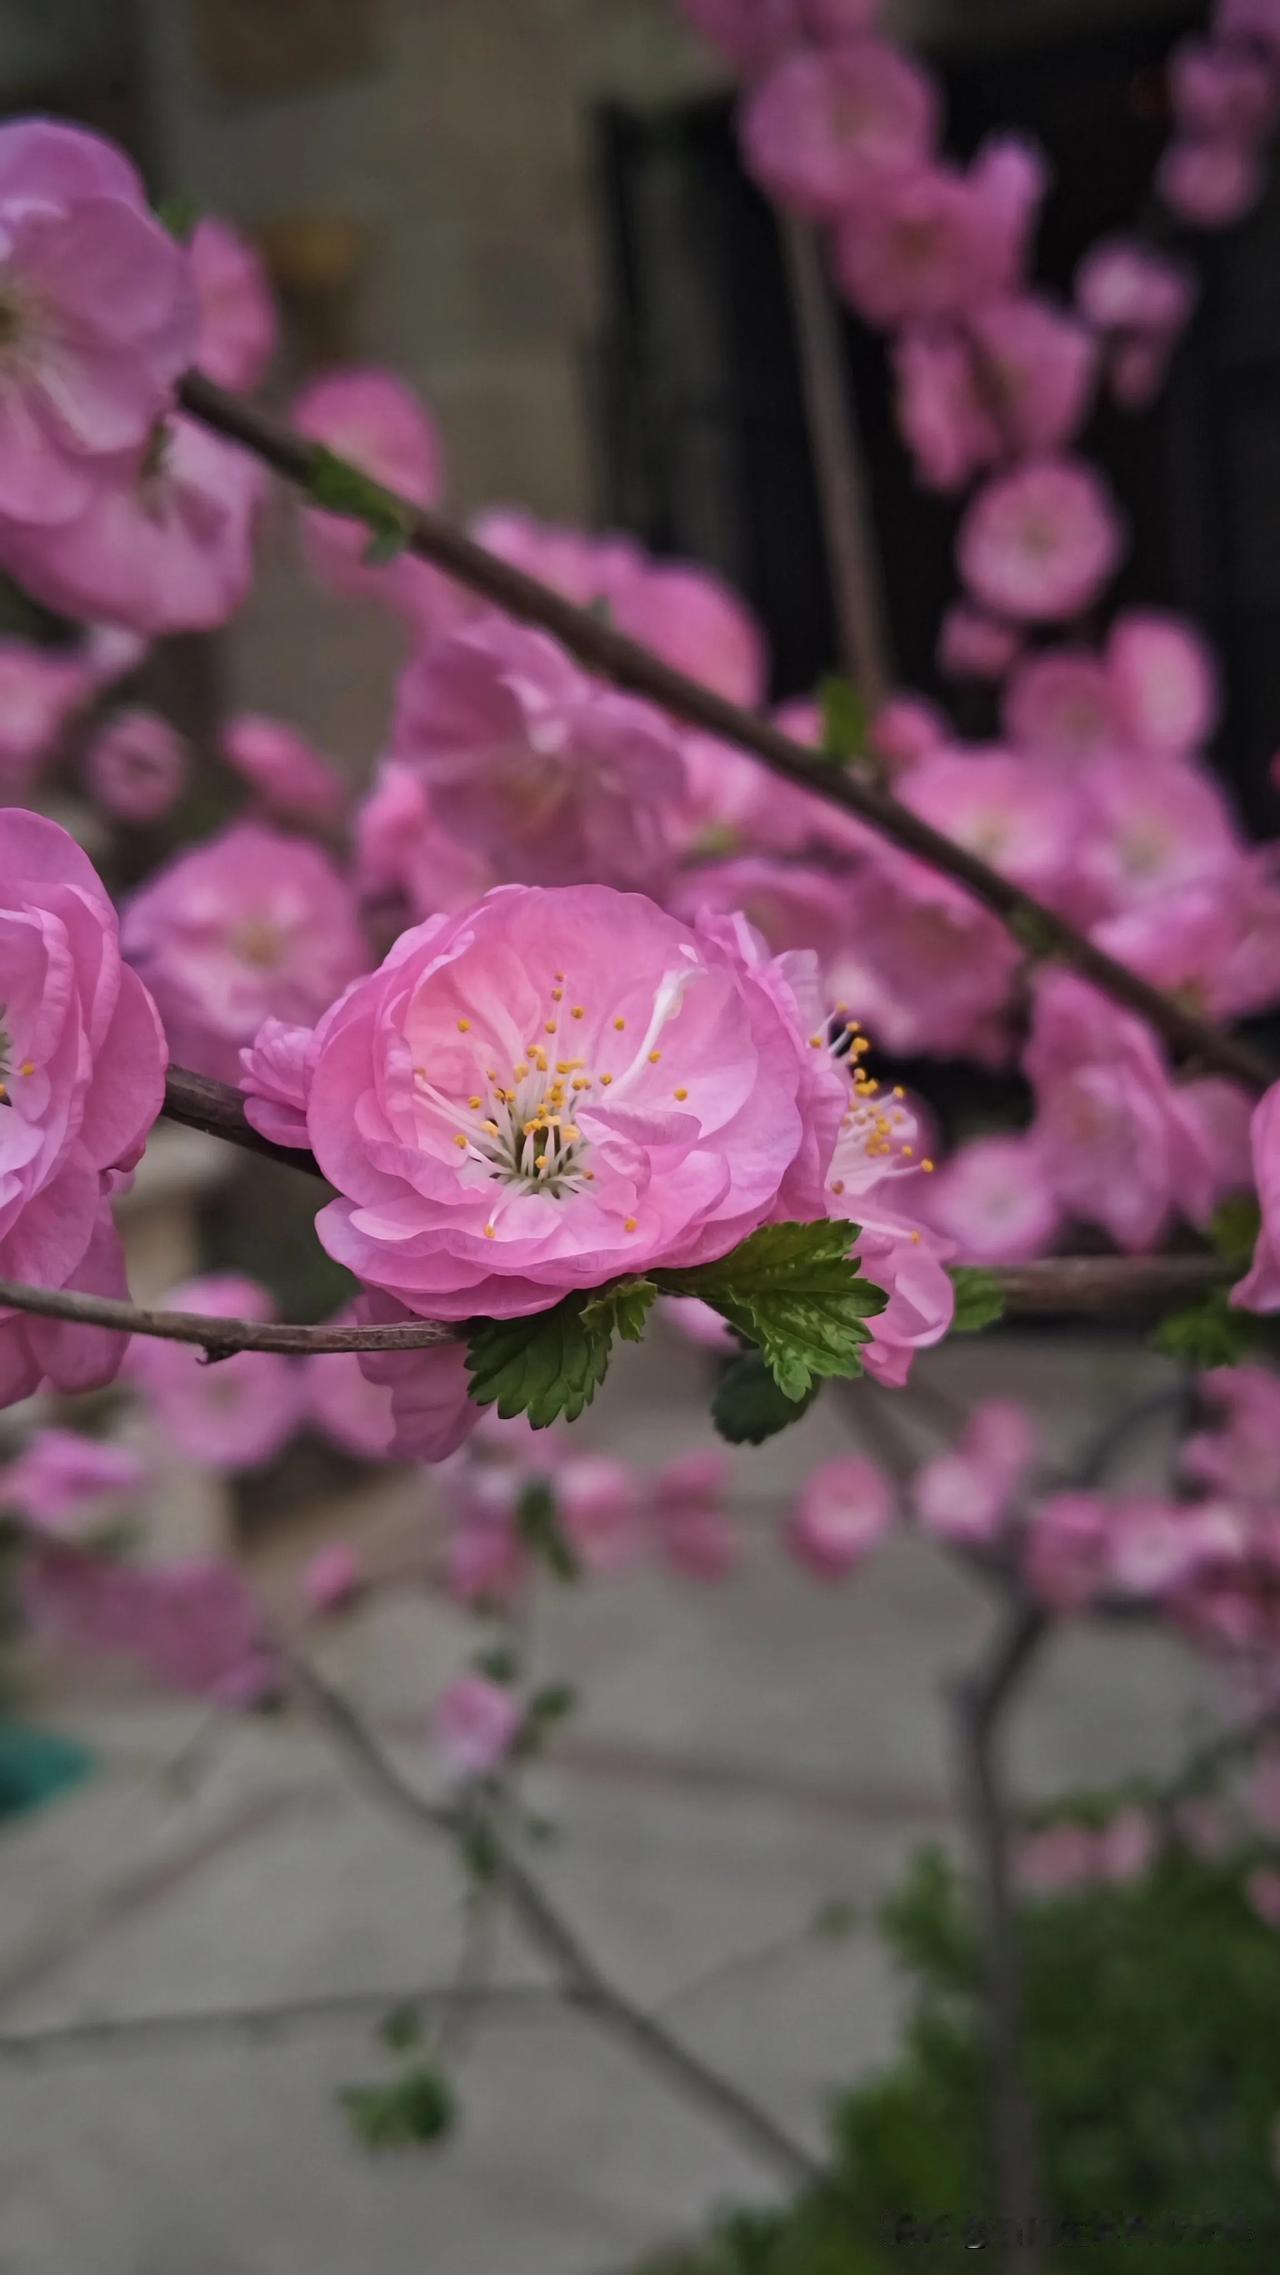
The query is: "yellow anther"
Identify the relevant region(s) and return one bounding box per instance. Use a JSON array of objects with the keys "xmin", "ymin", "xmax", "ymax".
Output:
[
  {"xmin": 831, "ymin": 1179, "xmax": 845, "ymax": 1195},
  {"xmin": 483, "ymin": 1120, "xmax": 500, "ymax": 1136},
  {"xmin": 535, "ymin": 1153, "xmax": 548, "ymax": 1170},
  {"xmin": 673, "ymin": 1087, "xmax": 688, "ymax": 1101},
  {"xmin": 921, "ymin": 1158, "xmax": 935, "ymax": 1173},
  {"xmin": 453, "ymin": 1134, "xmax": 468, "ymax": 1150},
  {"xmin": 624, "ymin": 1217, "xmax": 638, "ymax": 1232},
  {"xmin": 556, "ymin": 1059, "xmax": 584, "ymax": 1074},
  {"xmin": 468, "ymin": 1095, "xmax": 483, "ymax": 1110},
  {"xmin": 551, "ymin": 988, "xmax": 564, "ymax": 1003},
  {"xmin": 19, "ymin": 1061, "xmax": 34, "ymax": 1077},
  {"xmin": 613, "ymin": 1017, "xmax": 626, "ymax": 1031},
  {"xmin": 902, "ymin": 1145, "xmax": 914, "ymax": 1159},
  {"xmin": 544, "ymin": 1021, "xmax": 557, "ymax": 1035},
  {"xmin": 601, "ymin": 1073, "xmax": 613, "ymax": 1086},
  {"xmin": 893, "ymin": 1085, "xmax": 906, "ymax": 1099},
  {"xmin": 457, "ymin": 1018, "xmax": 471, "ymax": 1033},
  {"xmin": 484, "ymin": 1224, "xmax": 496, "ymax": 1240},
  {"xmin": 647, "ymin": 1050, "xmax": 662, "ymax": 1064},
  {"xmin": 571, "ymin": 1006, "xmax": 585, "ymax": 1020}
]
